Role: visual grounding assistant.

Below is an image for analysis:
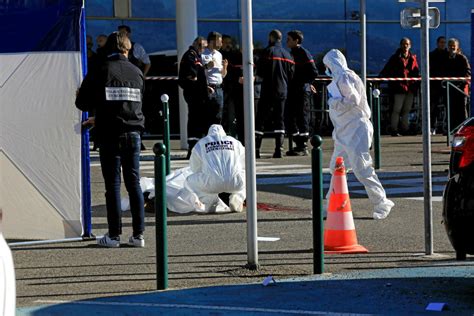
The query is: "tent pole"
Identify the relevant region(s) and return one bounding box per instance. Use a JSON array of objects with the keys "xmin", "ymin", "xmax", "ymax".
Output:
[
  {"xmin": 8, "ymin": 237, "xmax": 95, "ymax": 248},
  {"xmin": 79, "ymin": 2, "xmax": 93, "ymax": 238}
]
